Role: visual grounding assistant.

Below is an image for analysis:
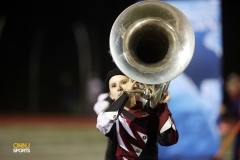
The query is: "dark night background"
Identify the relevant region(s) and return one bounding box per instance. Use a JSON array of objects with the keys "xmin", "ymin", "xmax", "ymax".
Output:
[{"xmin": 0, "ymin": 0, "xmax": 239, "ymax": 115}]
